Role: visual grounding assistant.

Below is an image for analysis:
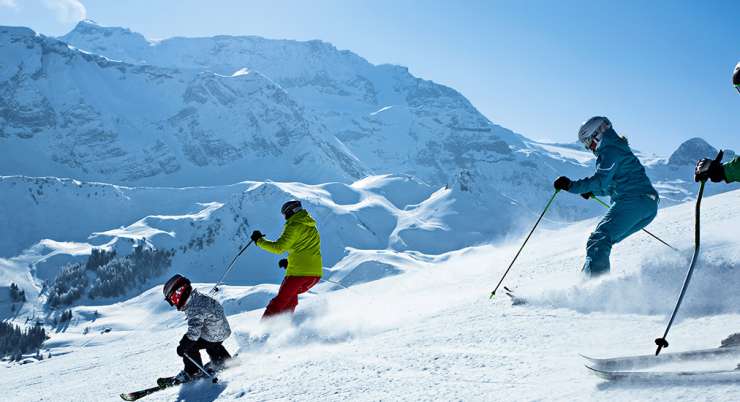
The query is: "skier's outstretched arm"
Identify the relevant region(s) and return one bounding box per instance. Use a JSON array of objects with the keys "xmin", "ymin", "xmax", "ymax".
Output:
[
  {"xmin": 568, "ymin": 152, "xmax": 619, "ymax": 195},
  {"xmin": 257, "ymin": 225, "xmax": 297, "ymax": 254}
]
